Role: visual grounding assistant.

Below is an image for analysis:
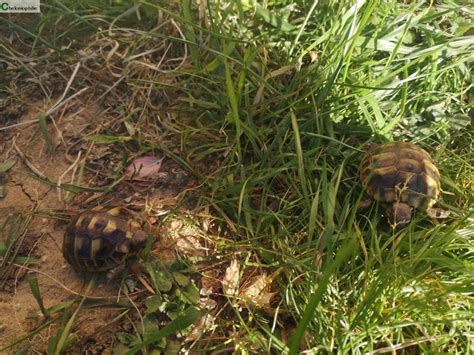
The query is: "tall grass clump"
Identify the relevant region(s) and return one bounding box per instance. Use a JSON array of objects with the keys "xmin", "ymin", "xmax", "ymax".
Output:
[{"xmin": 0, "ymin": 0, "xmax": 472, "ymax": 353}]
